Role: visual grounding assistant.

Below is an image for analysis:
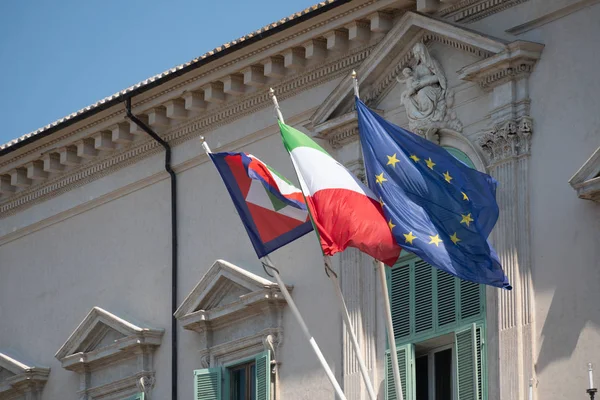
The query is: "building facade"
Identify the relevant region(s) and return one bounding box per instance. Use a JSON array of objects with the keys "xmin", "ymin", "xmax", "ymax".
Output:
[{"xmin": 1, "ymin": 0, "xmax": 599, "ymax": 399}]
